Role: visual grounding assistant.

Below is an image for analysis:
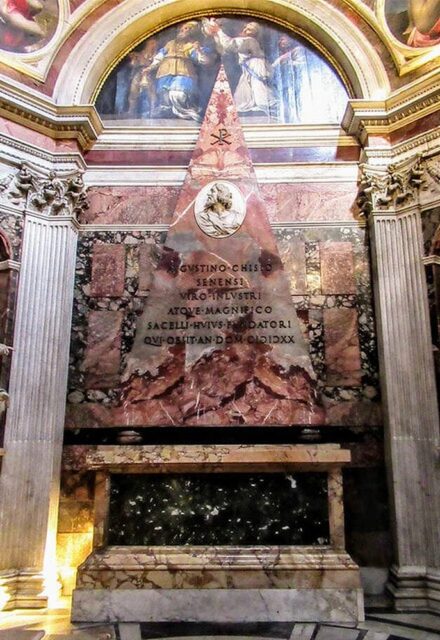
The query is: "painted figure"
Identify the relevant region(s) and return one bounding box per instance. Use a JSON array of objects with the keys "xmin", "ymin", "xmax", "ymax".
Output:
[
  {"xmin": 127, "ymin": 40, "xmax": 158, "ymax": 117},
  {"xmin": 0, "ymin": 0, "xmax": 45, "ymax": 50},
  {"xmin": 271, "ymin": 34, "xmax": 347, "ymax": 123},
  {"xmin": 407, "ymin": 0, "xmax": 440, "ymax": 45},
  {"xmin": 203, "ymin": 18, "xmax": 278, "ymax": 116},
  {"xmin": 96, "ymin": 17, "xmax": 349, "ymax": 125},
  {"xmin": 145, "ymin": 21, "xmax": 214, "ymax": 121},
  {"xmin": 272, "ymin": 35, "xmax": 307, "ymax": 122}
]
